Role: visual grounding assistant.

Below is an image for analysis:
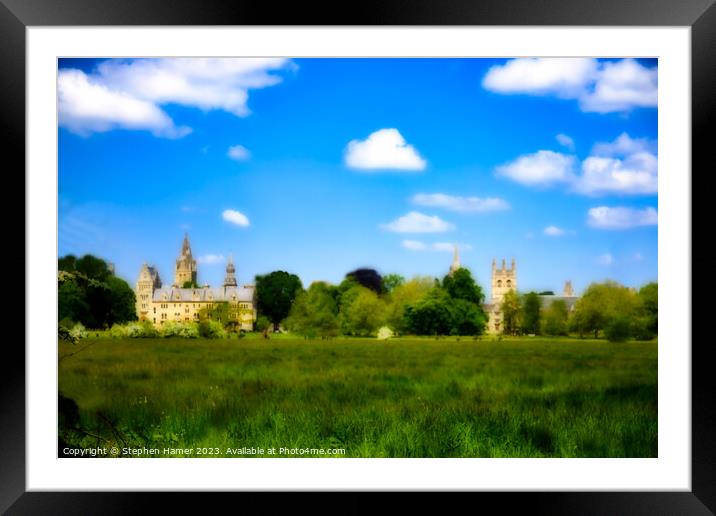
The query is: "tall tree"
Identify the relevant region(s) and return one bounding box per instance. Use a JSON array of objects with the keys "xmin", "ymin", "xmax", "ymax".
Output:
[
  {"xmin": 442, "ymin": 268, "xmax": 484, "ymax": 305},
  {"xmin": 638, "ymin": 282, "xmax": 658, "ymax": 335},
  {"xmin": 500, "ymin": 289, "xmax": 521, "ymax": 336},
  {"xmin": 521, "ymin": 292, "xmax": 542, "ymax": 335},
  {"xmin": 542, "ymin": 299, "xmax": 569, "ymax": 336},
  {"xmin": 382, "ymin": 273, "xmax": 405, "ymax": 294},
  {"xmin": 571, "ymin": 281, "xmax": 639, "ymax": 339},
  {"xmin": 346, "ymin": 268, "xmax": 383, "ymax": 294},
  {"xmin": 404, "ymin": 288, "xmax": 453, "ymax": 336},
  {"xmin": 255, "ymin": 270, "xmax": 303, "ymax": 331},
  {"xmin": 285, "ymin": 281, "xmax": 340, "ymax": 338},
  {"xmin": 384, "ymin": 276, "xmax": 435, "ymax": 333},
  {"xmin": 339, "ymin": 285, "xmax": 387, "ymax": 336}
]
